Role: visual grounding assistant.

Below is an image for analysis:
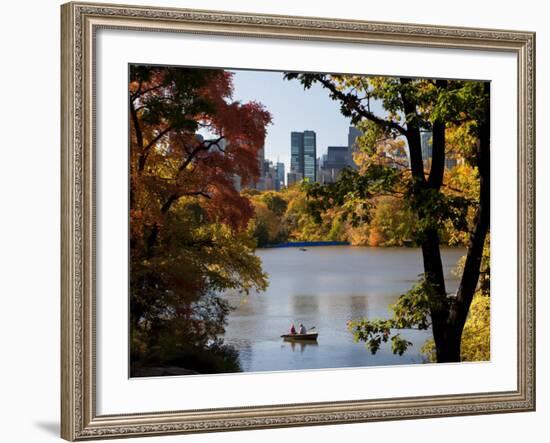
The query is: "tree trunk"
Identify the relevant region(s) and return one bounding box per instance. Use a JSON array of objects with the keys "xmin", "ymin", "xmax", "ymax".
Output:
[
  {"xmin": 427, "ymin": 79, "xmax": 448, "ymax": 189},
  {"xmin": 400, "ymin": 78, "xmax": 455, "ymax": 362},
  {"xmin": 434, "ymin": 330, "xmax": 462, "ymax": 362},
  {"xmin": 421, "ymin": 227, "xmax": 452, "ymax": 361},
  {"xmin": 400, "ymin": 78, "xmax": 426, "ymax": 188},
  {"xmin": 448, "ymin": 81, "xmax": 491, "ymax": 340}
]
